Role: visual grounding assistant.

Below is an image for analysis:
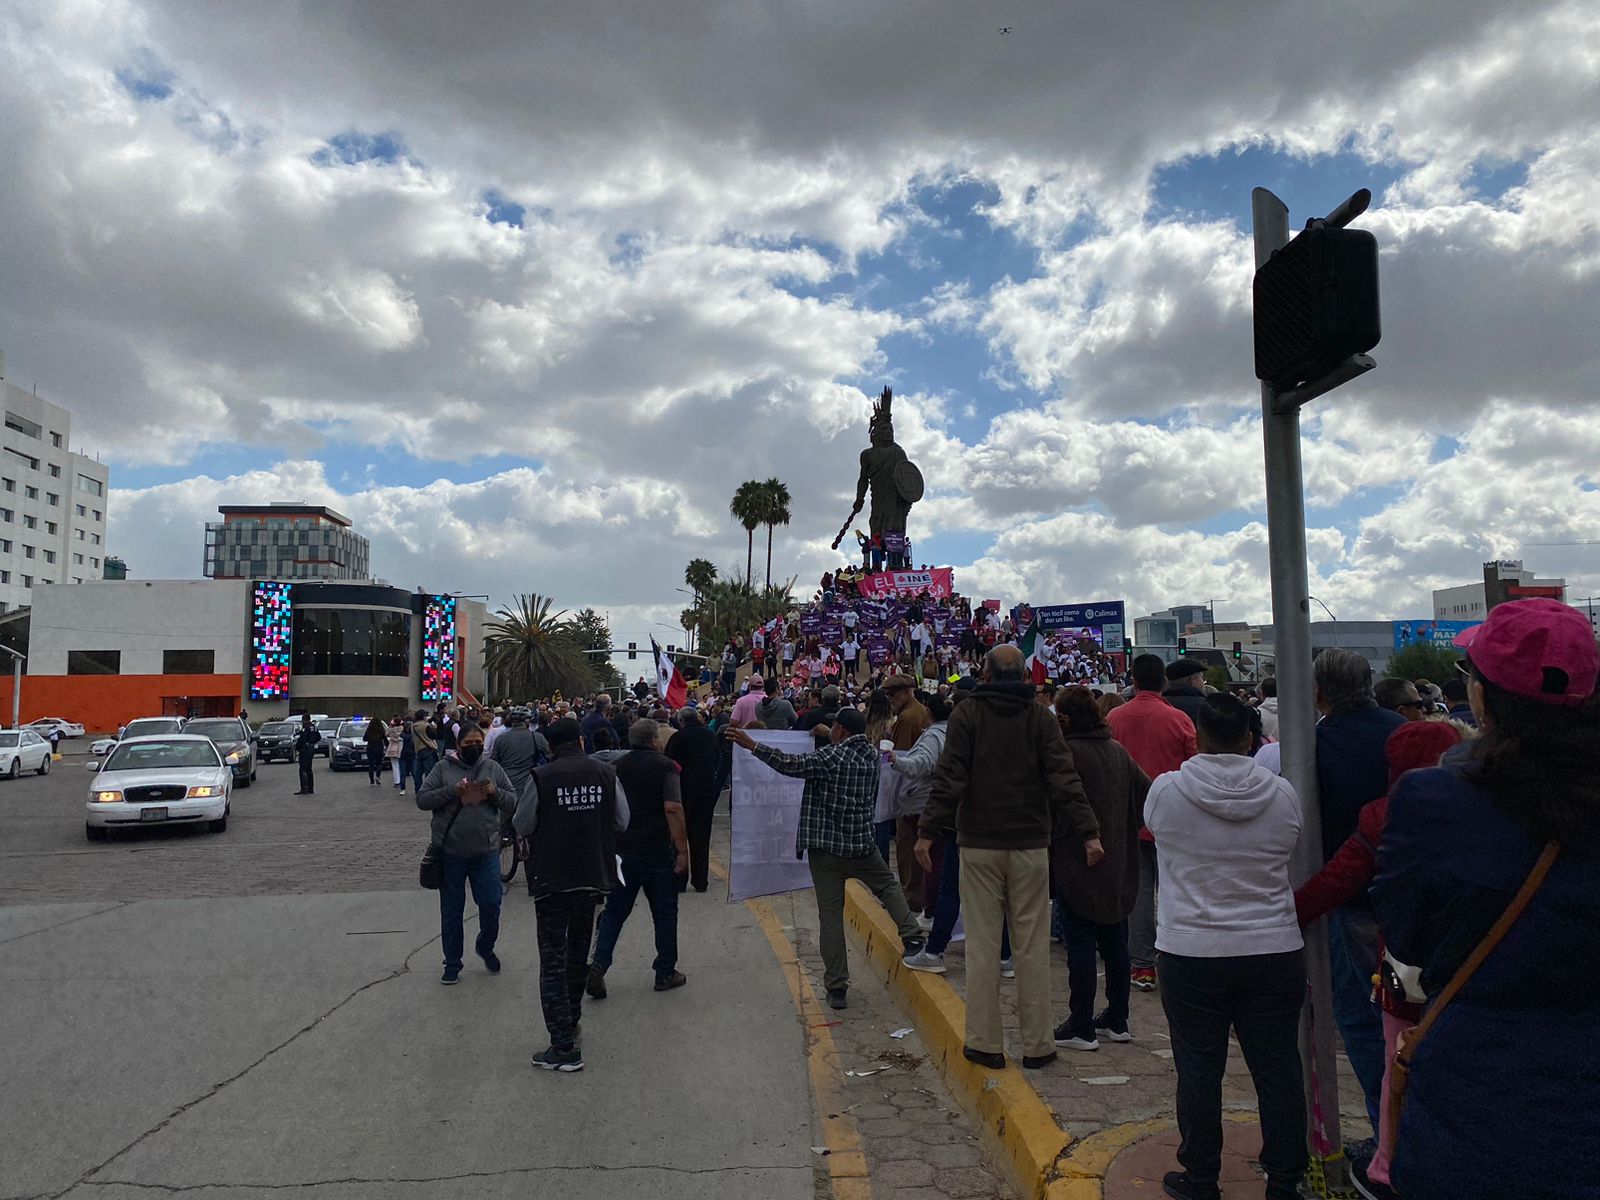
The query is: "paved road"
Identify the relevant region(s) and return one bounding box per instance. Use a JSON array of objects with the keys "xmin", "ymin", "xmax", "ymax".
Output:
[{"xmin": 0, "ymin": 749, "xmax": 1010, "ymax": 1200}]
